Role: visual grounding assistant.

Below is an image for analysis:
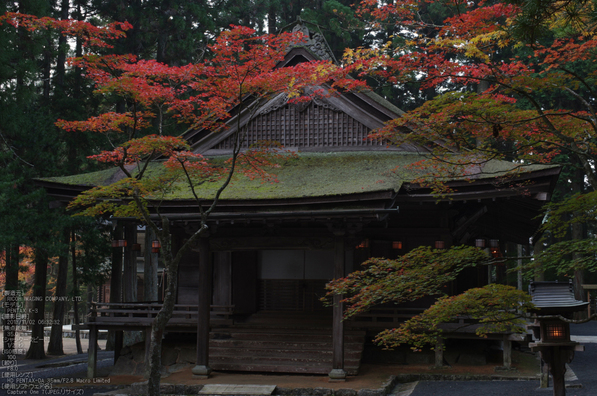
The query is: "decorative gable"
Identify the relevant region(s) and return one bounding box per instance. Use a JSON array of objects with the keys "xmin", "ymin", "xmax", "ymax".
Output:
[
  {"xmin": 212, "ymin": 96, "xmax": 384, "ymax": 151},
  {"xmin": 188, "ymin": 23, "xmax": 409, "ymax": 155}
]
